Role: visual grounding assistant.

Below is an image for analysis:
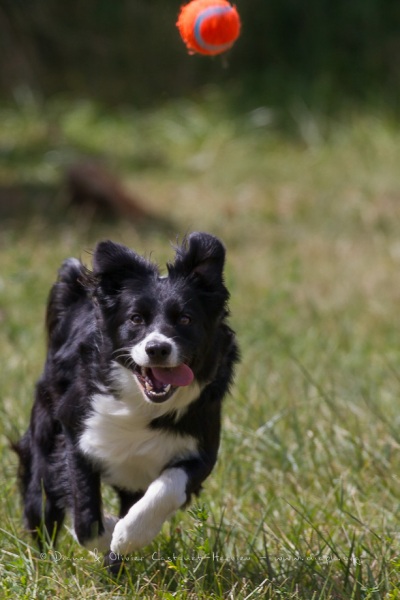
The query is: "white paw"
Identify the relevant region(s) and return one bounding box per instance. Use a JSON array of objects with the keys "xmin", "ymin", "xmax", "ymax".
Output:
[
  {"xmin": 110, "ymin": 513, "xmax": 159, "ymax": 555},
  {"xmin": 109, "ymin": 468, "xmax": 188, "ymax": 555}
]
